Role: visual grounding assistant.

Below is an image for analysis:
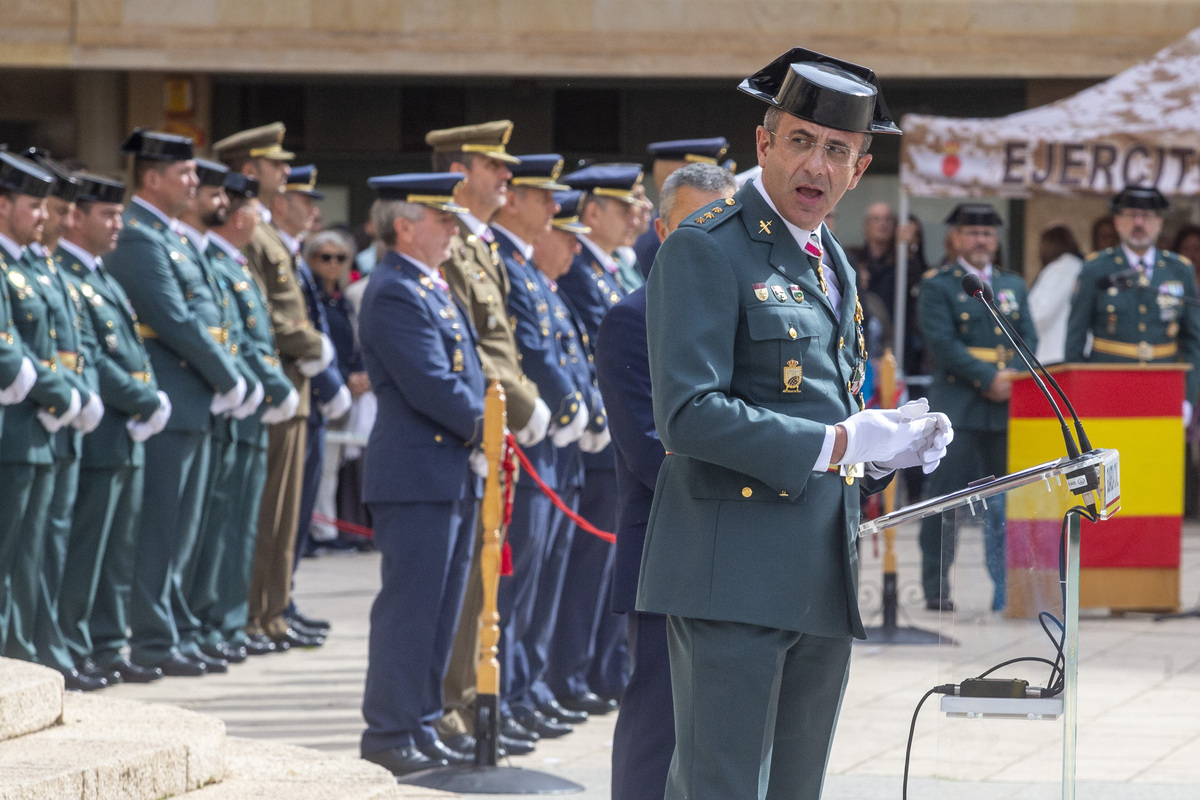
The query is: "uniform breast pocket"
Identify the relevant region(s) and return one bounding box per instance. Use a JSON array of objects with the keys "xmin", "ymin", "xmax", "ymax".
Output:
[
  {"xmin": 469, "ymin": 281, "xmax": 501, "ymax": 332},
  {"xmin": 744, "ymin": 304, "xmax": 822, "ymax": 401}
]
